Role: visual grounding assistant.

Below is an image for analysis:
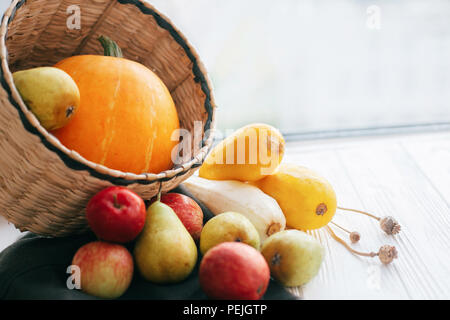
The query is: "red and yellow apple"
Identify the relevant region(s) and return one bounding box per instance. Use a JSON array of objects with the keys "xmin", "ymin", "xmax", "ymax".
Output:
[
  {"xmin": 72, "ymin": 241, "xmax": 134, "ymax": 299},
  {"xmin": 199, "ymin": 242, "xmax": 270, "ymax": 300},
  {"xmin": 157, "ymin": 193, "xmax": 204, "ymax": 241}
]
